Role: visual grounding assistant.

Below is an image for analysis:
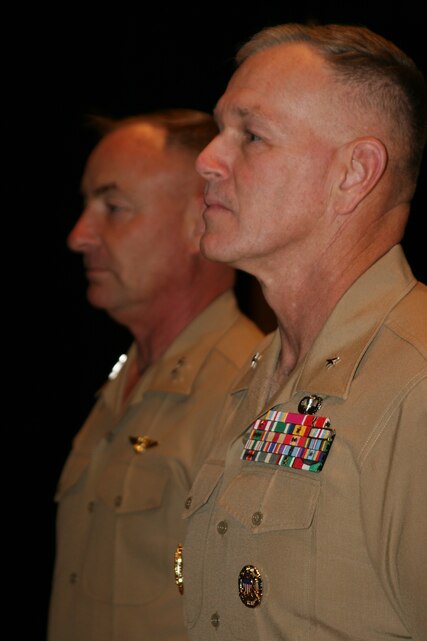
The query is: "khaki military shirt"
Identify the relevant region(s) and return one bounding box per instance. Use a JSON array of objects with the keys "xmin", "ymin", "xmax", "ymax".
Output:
[
  {"xmin": 181, "ymin": 246, "xmax": 427, "ymax": 640},
  {"xmin": 48, "ymin": 291, "xmax": 264, "ymax": 641}
]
